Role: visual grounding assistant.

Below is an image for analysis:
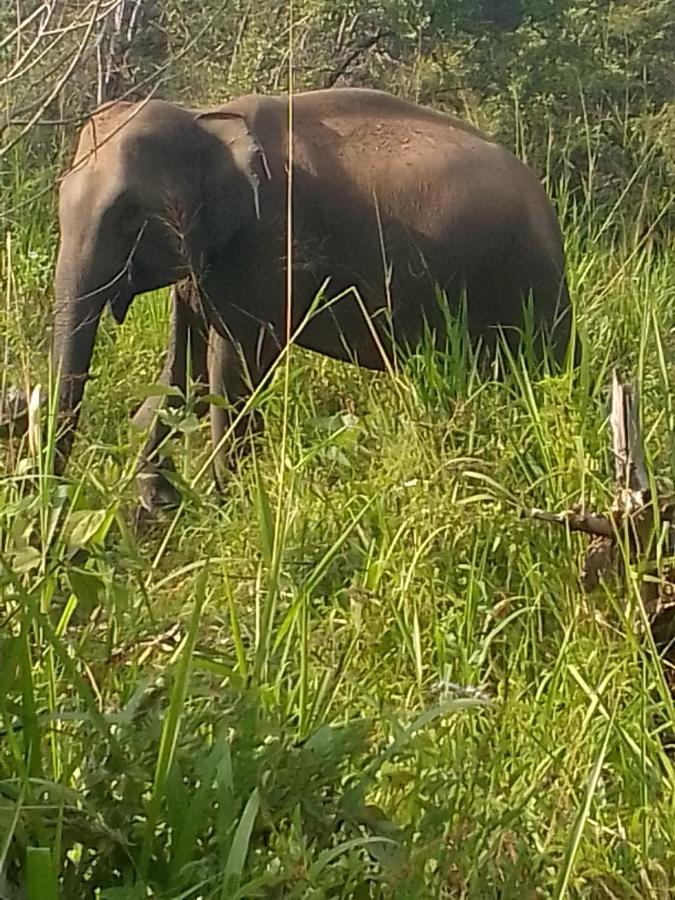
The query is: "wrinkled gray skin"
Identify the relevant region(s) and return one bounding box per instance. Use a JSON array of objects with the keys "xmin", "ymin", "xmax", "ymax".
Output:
[{"xmin": 52, "ymin": 87, "xmax": 573, "ymax": 510}]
